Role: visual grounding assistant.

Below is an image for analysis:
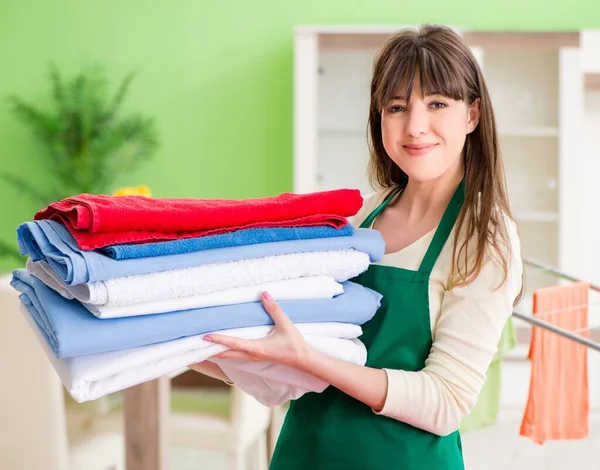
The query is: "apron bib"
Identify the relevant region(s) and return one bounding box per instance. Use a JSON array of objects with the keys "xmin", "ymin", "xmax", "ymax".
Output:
[{"xmin": 270, "ymin": 182, "xmax": 466, "ymax": 470}]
